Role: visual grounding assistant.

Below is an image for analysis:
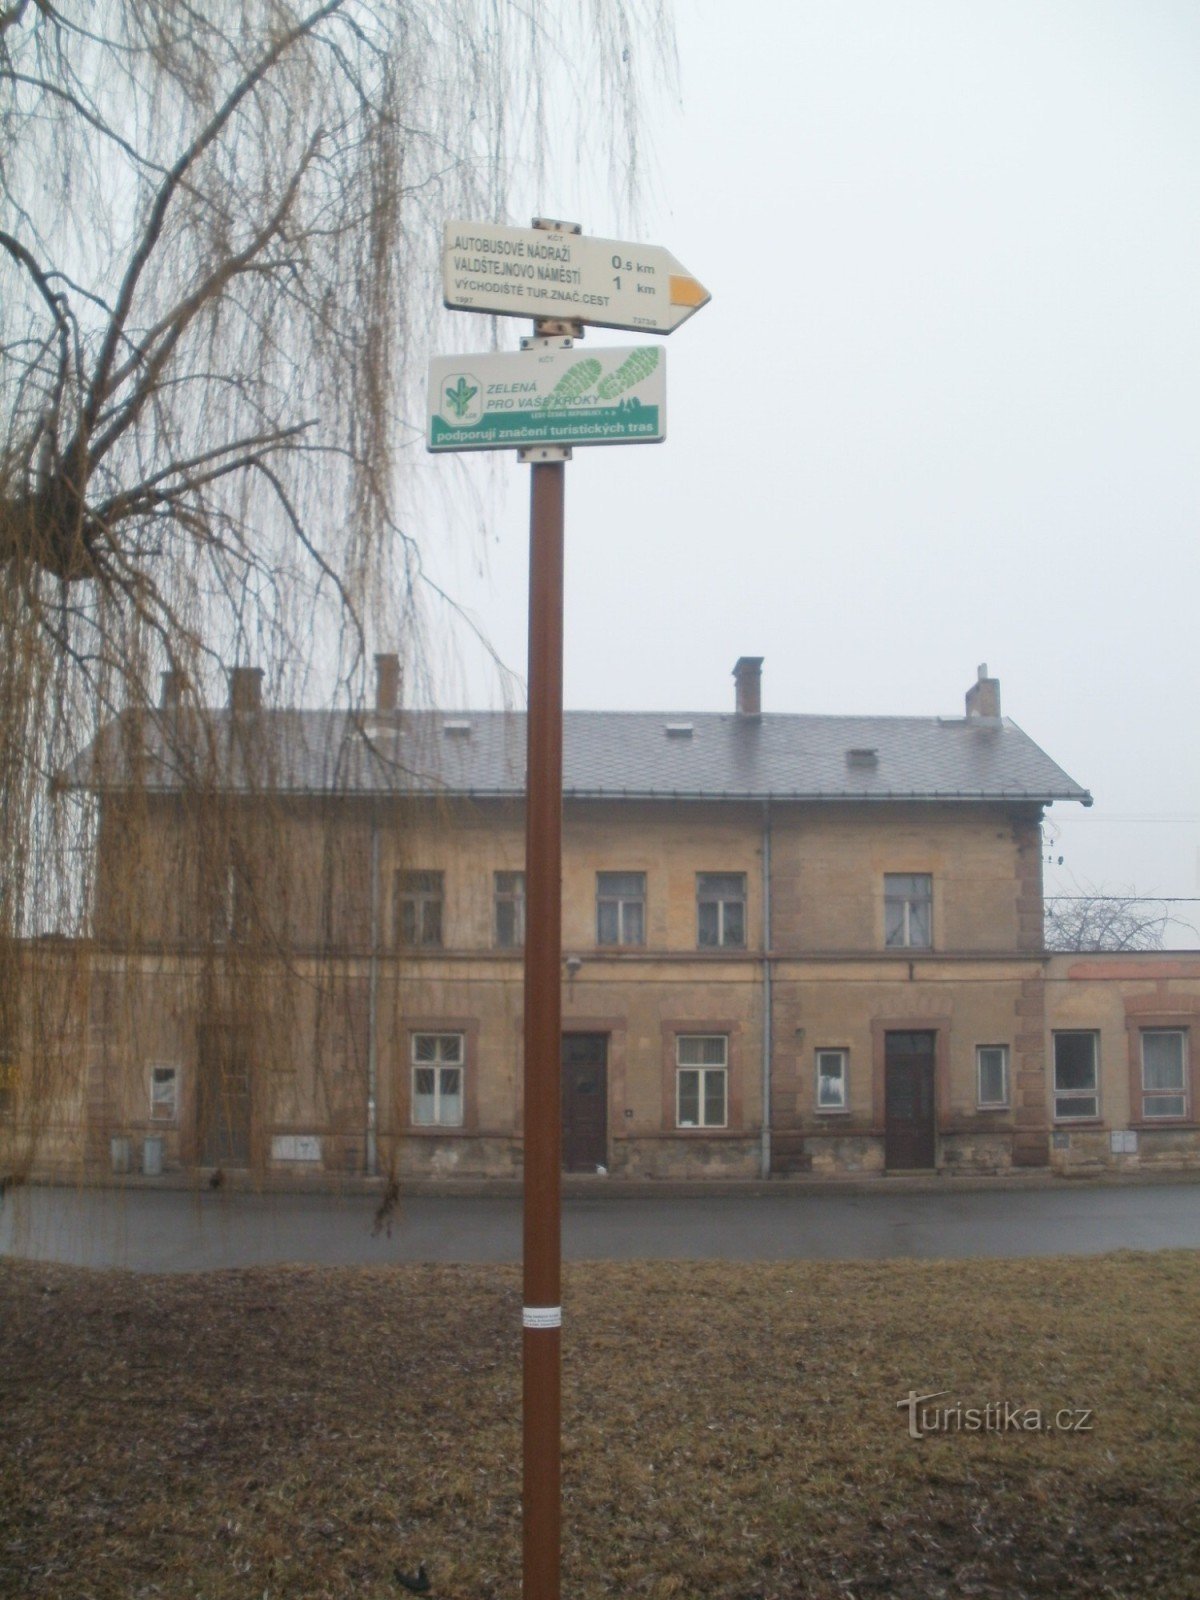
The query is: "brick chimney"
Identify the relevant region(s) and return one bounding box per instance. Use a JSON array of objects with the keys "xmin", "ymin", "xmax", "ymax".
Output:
[
  {"xmin": 228, "ymin": 666, "xmax": 264, "ymax": 713},
  {"xmin": 375, "ymin": 653, "xmax": 401, "ymax": 714},
  {"xmin": 733, "ymin": 656, "xmax": 763, "ymax": 717},
  {"xmin": 159, "ymin": 670, "xmax": 188, "ymax": 710},
  {"xmin": 965, "ymin": 662, "xmax": 1001, "ymax": 719}
]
